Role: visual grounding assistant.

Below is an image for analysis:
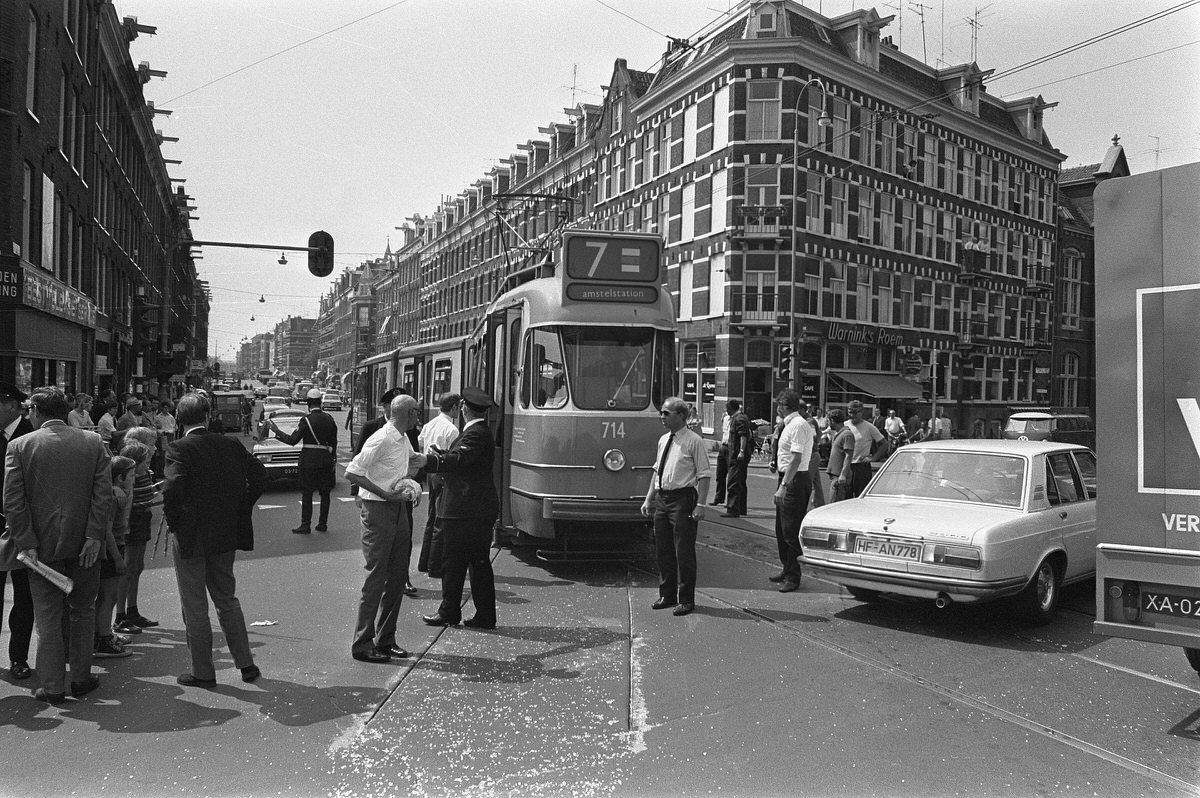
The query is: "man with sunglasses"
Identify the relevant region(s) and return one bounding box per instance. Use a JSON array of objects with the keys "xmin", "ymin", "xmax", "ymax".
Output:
[{"xmin": 640, "ymin": 398, "xmax": 711, "ymax": 616}]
